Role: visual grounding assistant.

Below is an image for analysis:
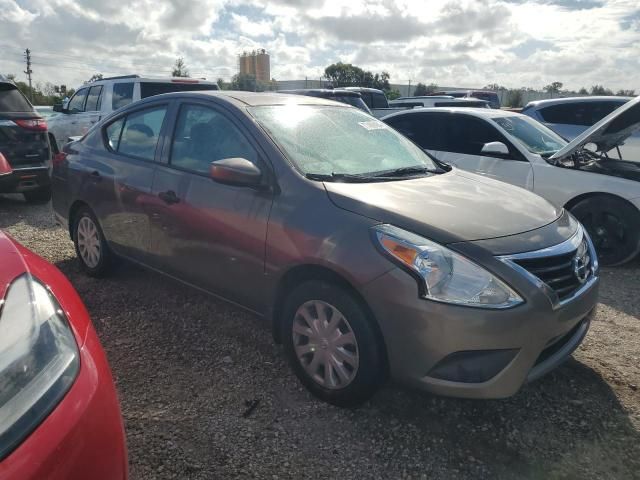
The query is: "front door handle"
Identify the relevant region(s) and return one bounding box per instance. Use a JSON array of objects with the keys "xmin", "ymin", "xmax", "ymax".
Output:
[
  {"xmin": 158, "ymin": 190, "xmax": 180, "ymax": 205},
  {"xmin": 89, "ymin": 170, "xmax": 101, "ymax": 182}
]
